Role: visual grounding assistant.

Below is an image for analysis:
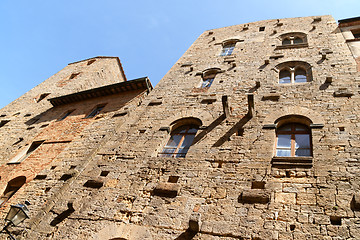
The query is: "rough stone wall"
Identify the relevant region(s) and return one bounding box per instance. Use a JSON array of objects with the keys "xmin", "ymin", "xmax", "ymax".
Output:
[
  {"xmin": 0, "ymin": 57, "xmax": 126, "ymax": 164},
  {"xmin": 1, "ymin": 15, "xmax": 360, "ymax": 240}
]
